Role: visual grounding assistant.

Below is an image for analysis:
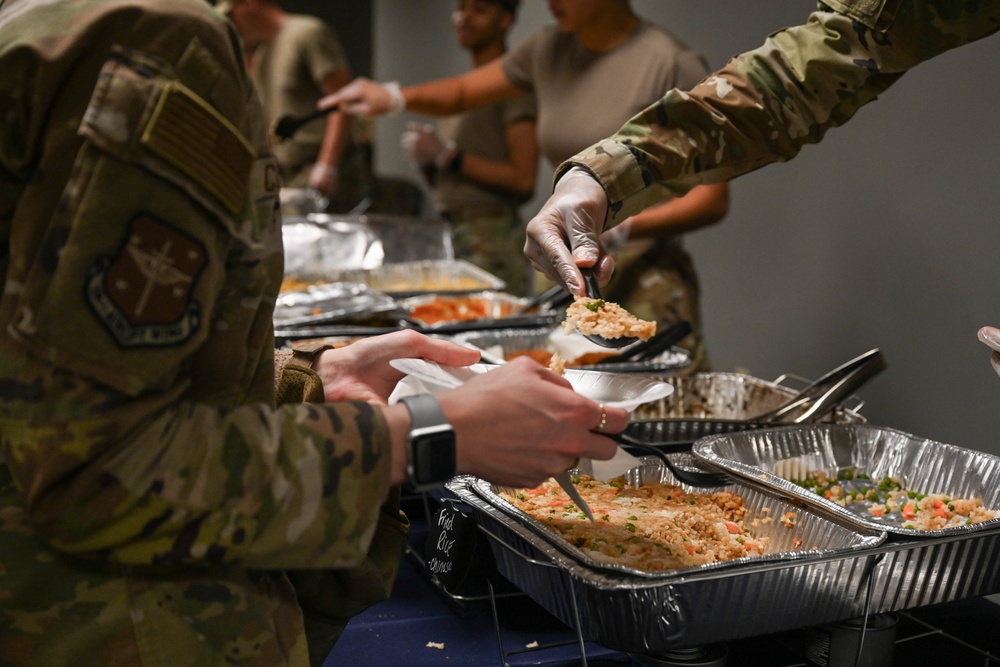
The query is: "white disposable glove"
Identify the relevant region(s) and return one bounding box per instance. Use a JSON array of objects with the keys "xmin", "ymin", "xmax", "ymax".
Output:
[
  {"xmin": 307, "ymin": 163, "xmax": 339, "ymax": 197},
  {"xmin": 317, "ymin": 77, "xmax": 405, "ymax": 117},
  {"xmin": 600, "ymin": 217, "xmax": 633, "ymax": 255},
  {"xmin": 978, "ymin": 326, "xmax": 1000, "ymax": 379},
  {"xmin": 400, "ymin": 122, "xmax": 455, "ymax": 167},
  {"xmin": 523, "ymin": 167, "xmax": 613, "ymax": 295}
]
